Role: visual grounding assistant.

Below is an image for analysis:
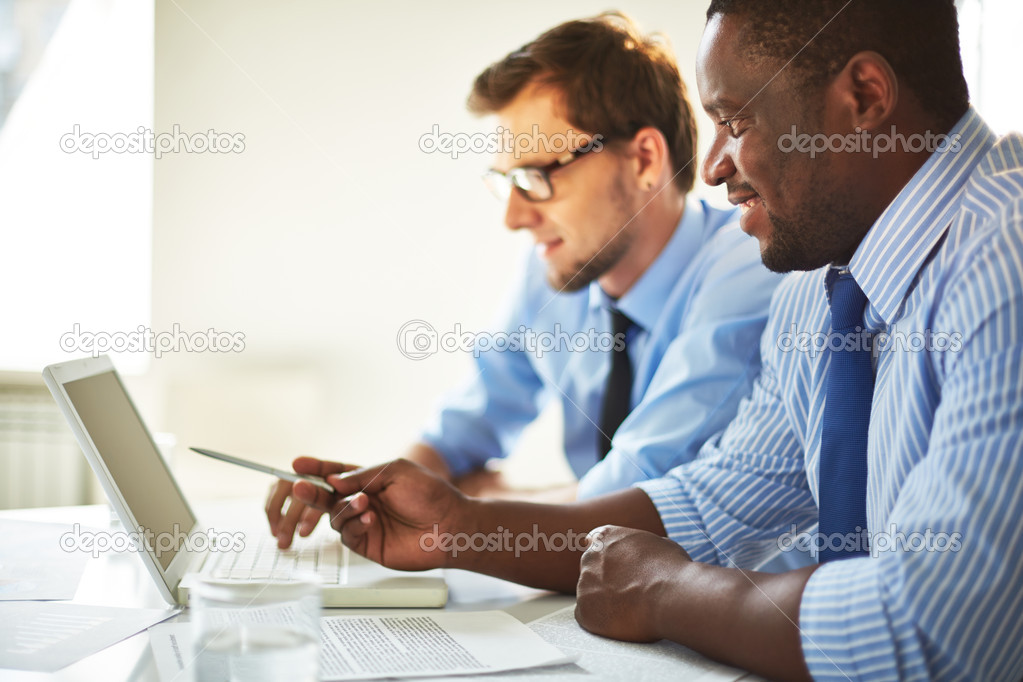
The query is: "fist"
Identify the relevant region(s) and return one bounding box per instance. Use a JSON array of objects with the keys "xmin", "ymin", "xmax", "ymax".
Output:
[{"xmin": 575, "ymin": 525, "xmax": 692, "ymax": 642}]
